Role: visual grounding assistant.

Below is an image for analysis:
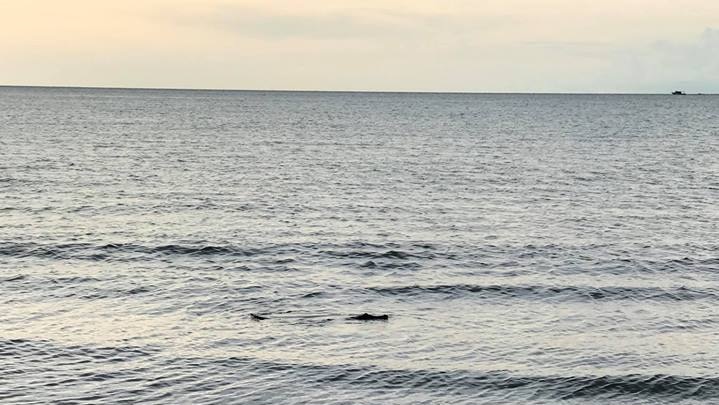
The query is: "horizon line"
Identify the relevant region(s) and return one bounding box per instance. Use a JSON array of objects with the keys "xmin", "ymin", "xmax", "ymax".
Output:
[{"xmin": 0, "ymin": 84, "xmax": 714, "ymax": 96}]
